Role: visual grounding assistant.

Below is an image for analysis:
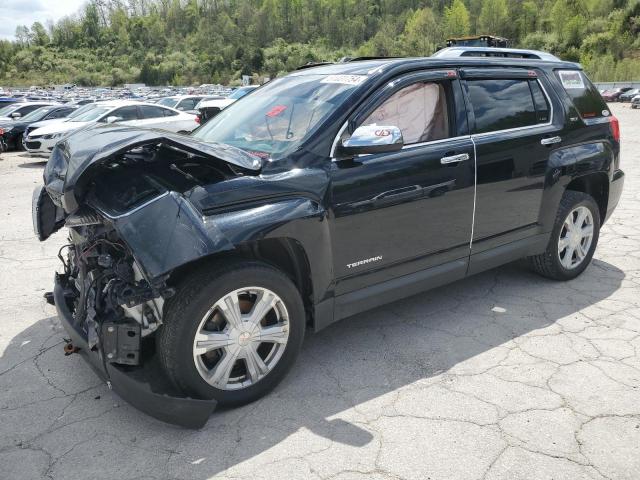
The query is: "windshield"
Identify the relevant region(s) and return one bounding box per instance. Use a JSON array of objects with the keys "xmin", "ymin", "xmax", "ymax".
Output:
[
  {"xmin": 67, "ymin": 103, "xmax": 95, "ymax": 119},
  {"xmin": 228, "ymin": 87, "xmax": 255, "ymax": 100},
  {"xmin": 70, "ymin": 106, "xmax": 112, "ymax": 122},
  {"xmin": 193, "ymin": 75, "xmax": 363, "ymax": 158},
  {"xmin": 157, "ymin": 97, "xmax": 178, "ymax": 107},
  {"xmin": 0, "ymin": 104, "xmax": 20, "ymax": 116},
  {"xmin": 22, "ymin": 106, "xmax": 56, "ymax": 122}
]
